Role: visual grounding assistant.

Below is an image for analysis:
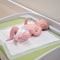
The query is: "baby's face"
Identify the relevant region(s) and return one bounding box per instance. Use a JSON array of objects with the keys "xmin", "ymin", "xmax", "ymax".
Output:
[
  {"xmin": 39, "ymin": 22, "xmax": 48, "ymax": 30},
  {"xmin": 35, "ymin": 19, "xmax": 49, "ymax": 30}
]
